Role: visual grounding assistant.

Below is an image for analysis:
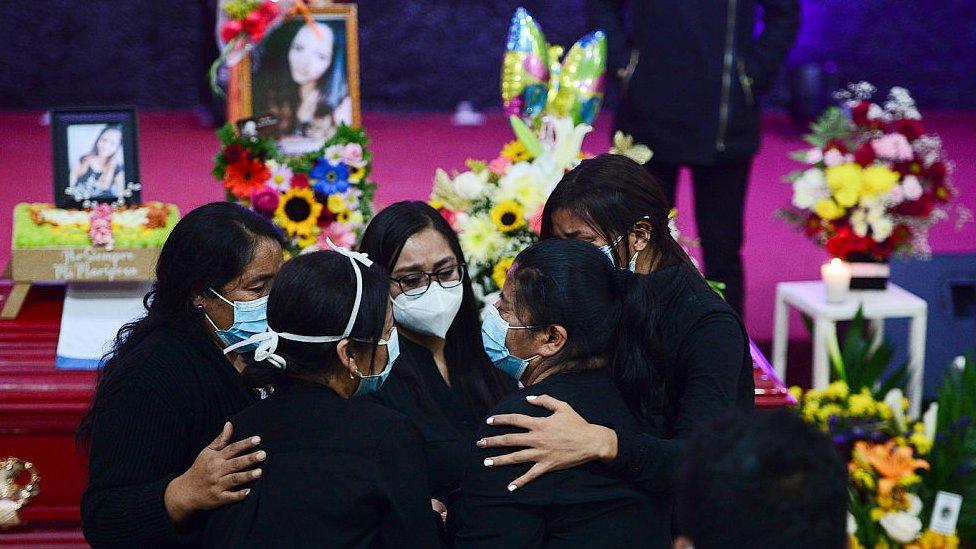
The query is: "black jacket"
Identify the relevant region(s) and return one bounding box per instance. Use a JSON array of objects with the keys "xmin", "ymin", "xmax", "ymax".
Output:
[
  {"xmin": 609, "ymin": 263, "xmax": 755, "ymax": 492},
  {"xmin": 203, "ymin": 379, "xmax": 442, "ymax": 548},
  {"xmin": 589, "ymin": 0, "xmax": 800, "ymax": 164},
  {"xmin": 81, "ymin": 326, "xmax": 257, "ymax": 548},
  {"xmin": 456, "ymin": 369, "xmax": 670, "ymax": 548}
]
